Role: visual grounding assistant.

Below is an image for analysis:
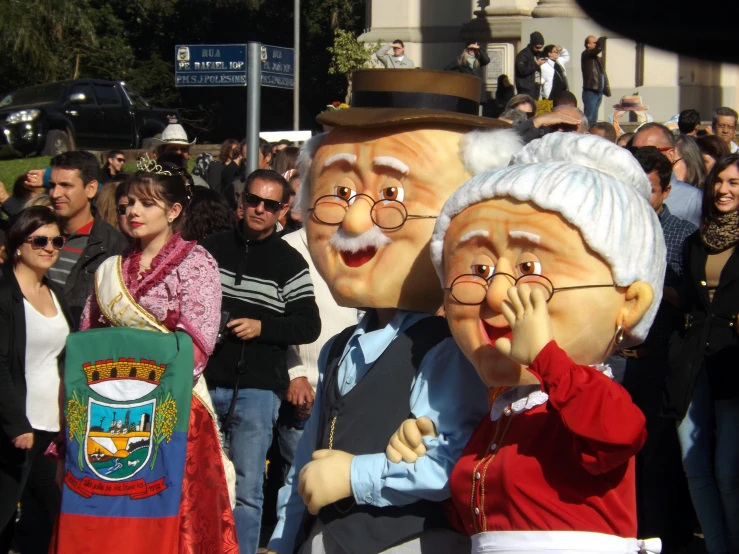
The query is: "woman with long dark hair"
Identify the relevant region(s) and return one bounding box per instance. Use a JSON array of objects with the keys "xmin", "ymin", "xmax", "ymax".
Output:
[
  {"xmin": 51, "ymin": 161, "xmax": 238, "ymax": 553},
  {"xmin": 664, "ymin": 154, "xmax": 739, "ymax": 553},
  {"xmin": 0, "ymin": 207, "xmax": 73, "ymax": 554}
]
